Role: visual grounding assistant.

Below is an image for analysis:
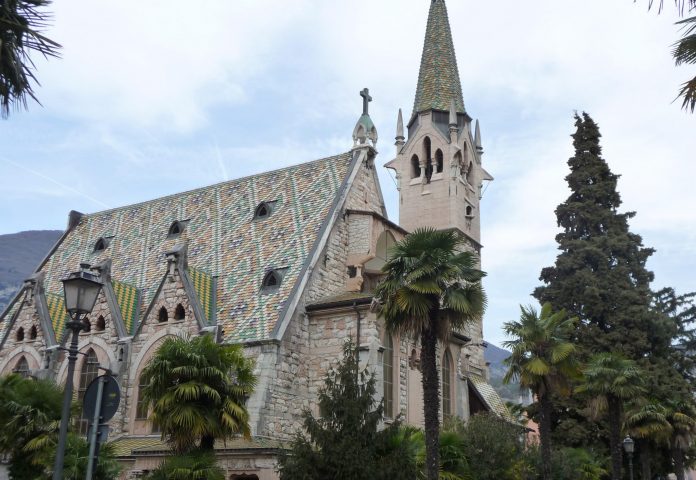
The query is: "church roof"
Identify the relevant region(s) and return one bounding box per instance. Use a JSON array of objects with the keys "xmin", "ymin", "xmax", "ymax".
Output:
[
  {"xmin": 33, "ymin": 152, "xmax": 356, "ymax": 343},
  {"xmin": 412, "ymin": 0, "xmax": 465, "ymax": 116}
]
